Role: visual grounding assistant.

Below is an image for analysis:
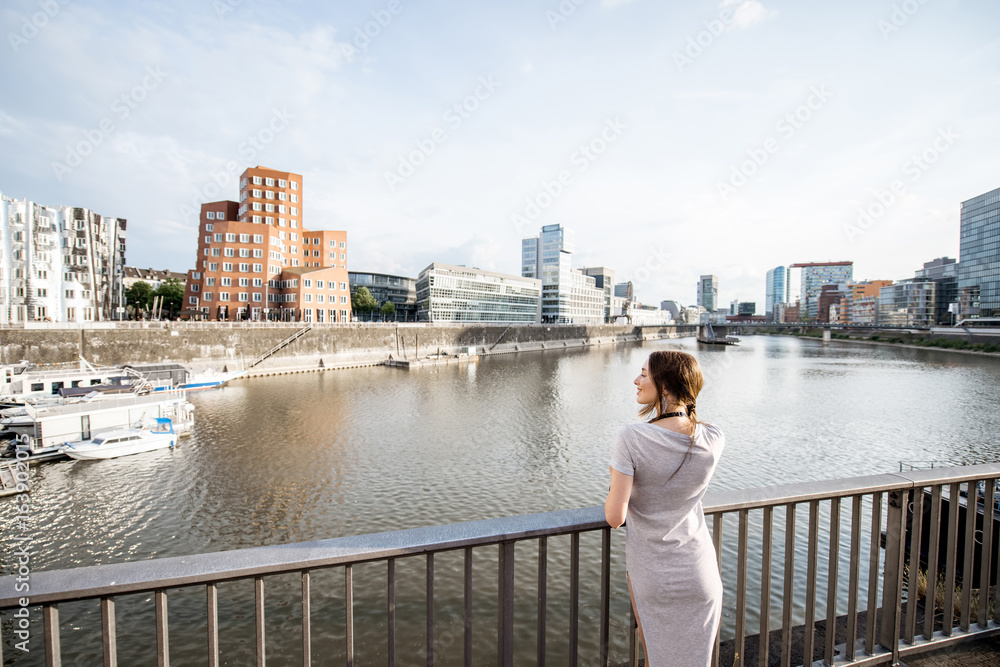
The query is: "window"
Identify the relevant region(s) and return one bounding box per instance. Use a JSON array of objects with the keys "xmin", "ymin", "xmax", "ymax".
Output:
[
  {"xmin": 206, "ymin": 211, "xmax": 215, "ymax": 220},
  {"xmin": 206, "ymin": 223, "xmax": 214, "ymax": 232},
  {"xmin": 214, "ymin": 233, "xmax": 223, "ymax": 242},
  {"xmin": 206, "ymin": 277, "xmax": 215, "ymax": 286},
  {"xmin": 278, "ymin": 191, "xmax": 287, "ymax": 201},
  {"xmin": 252, "ymin": 203, "xmax": 262, "ymax": 211},
  {"xmin": 265, "ymin": 190, "xmax": 274, "ymax": 199},
  {"xmin": 253, "ymin": 278, "xmax": 262, "ymax": 287},
  {"xmin": 211, "ymin": 248, "xmax": 221, "ymax": 256},
  {"xmin": 239, "ymin": 234, "xmax": 250, "ymax": 243},
  {"xmin": 192, "ymin": 272, "xmax": 201, "ymax": 279},
  {"xmin": 239, "ymin": 248, "xmax": 250, "ymax": 258},
  {"xmin": 339, "ymin": 253, "xmax": 346, "ymax": 260},
  {"xmin": 304, "ymin": 294, "xmax": 312, "ymax": 303},
  {"xmin": 220, "ymin": 292, "xmax": 230, "ymax": 301},
  {"xmin": 340, "ymin": 309, "xmax": 348, "ymax": 321},
  {"xmin": 341, "ymin": 296, "xmax": 348, "ymax": 304},
  {"xmin": 290, "ymin": 233, "xmax": 298, "ymax": 241},
  {"xmin": 339, "ymin": 242, "xmax": 345, "ymax": 249},
  {"xmin": 224, "ymin": 248, "xmax": 234, "ymax": 257},
  {"xmin": 238, "ymin": 277, "xmax": 249, "ymax": 287},
  {"xmin": 191, "ymin": 284, "xmax": 200, "ymax": 292},
  {"xmin": 217, "ymin": 211, "xmax": 225, "ymax": 221},
  {"xmin": 189, "ymin": 296, "xmax": 198, "ymax": 305},
  {"xmin": 330, "ymin": 240, "xmax": 336, "ymax": 247},
  {"xmin": 330, "ymin": 252, "xmax": 336, "ymax": 260},
  {"xmin": 291, "ymin": 207, "xmax": 298, "ymax": 216},
  {"xmin": 204, "ymin": 292, "xmax": 213, "ymax": 301},
  {"xmin": 279, "ymin": 231, "xmax": 286, "ymax": 240},
  {"xmin": 65, "ymin": 289, "xmax": 74, "ymax": 298},
  {"xmin": 317, "ymin": 281, "xmax": 324, "ymax": 288},
  {"xmin": 238, "ymin": 292, "xmax": 249, "ymax": 302},
  {"xmin": 290, "ymin": 194, "xmax": 299, "ymax": 203},
  {"xmin": 209, "ymin": 263, "xmax": 218, "ymax": 272},
  {"xmin": 224, "ymin": 233, "xmax": 235, "ymax": 242},
  {"xmin": 265, "ymin": 203, "xmax": 274, "ymax": 213},
  {"xmin": 253, "ymin": 264, "xmax": 263, "ymax": 273},
  {"xmin": 221, "ymin": 277, "xmax": 231, "ymax": 286},
  {"xmin": 239, "ymin": 263, "xmax": 250, "ymax": 272},
  {"xmin": 312, "ymin": 250, "xmax": 319, "ymax": 257},
  {"xmin": 253, "ymin": 249, "xmax": 263, "ymax": 258},
  {"xmin": 291, "ymin": 181, "xmax": 298, "ymax": 190},
  {"xmin": 265, "ymin": 177, "xmax": 274, "ymax": 186},
  {"xmin": 252, "ymin": 215, "xmax": 262, "ymax": 223},
  {"xmin": 304, "ymin": 279, "xmax": 312, "ymax": 287},
  {"xmin": 278, "ymin": 204, "xmax": 286, "ymax": 214},
  {"xmin": 253, "ymin": 292, "xmax": 262, "ymax": 302},
  {"xmin": 223, "ymin": 262, "xmax": 233, "ymax": 272},
  {"xmin": 253, "ymin": 176, "xmax": 262, "ymax": 185},
  {"xmin": 253, "ymin": 234, "xmax": 263, "ymax": 244},
  {"xmin": 278, "ymin": 218, "xmax": 286, "ymax": 227},
  {"xmin": 317, "ymin": 294, "xmax": 325, "ymax": 303},
  {"xmin": 278, "ymin": 179, "xmax": 287, "ymax": 187},
  {"xmin": 204, "ymin": 235, "xmax": 211, "ymax": 243},
  {"xmin": 340, "ymin": 282, "xmax": 347, "ymax": 290}
]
